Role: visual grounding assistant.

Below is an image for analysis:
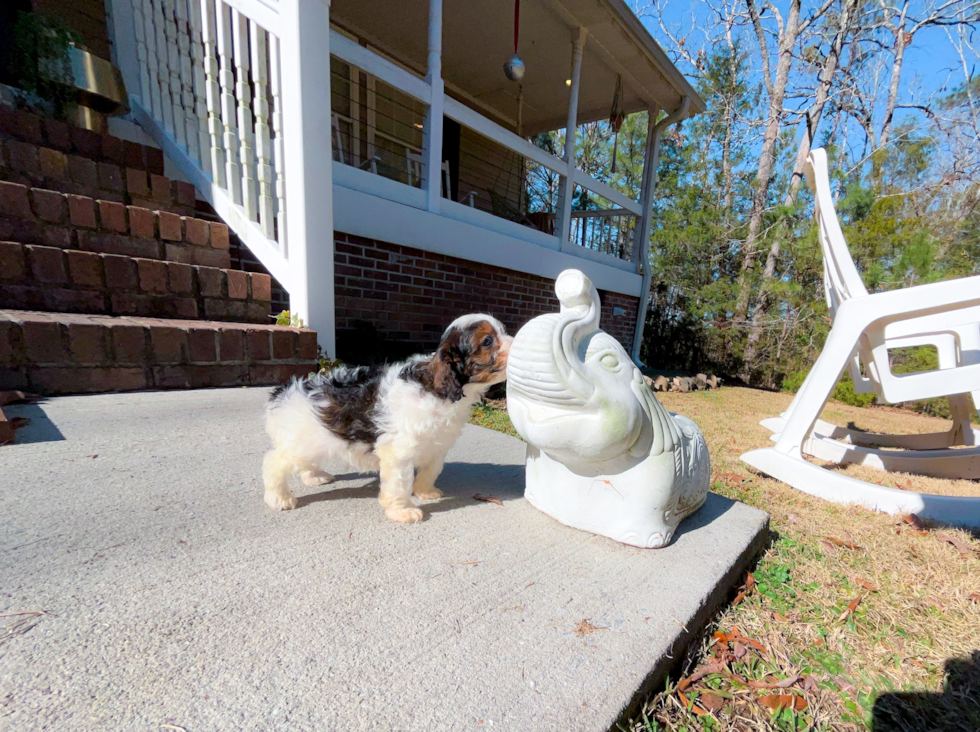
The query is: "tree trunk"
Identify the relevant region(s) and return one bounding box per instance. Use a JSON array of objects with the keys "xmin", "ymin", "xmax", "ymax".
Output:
[
  {"xmin": 733, "ymin": 0, "xmax": 802, "ymax": 331},
  {"xmin": 742, "ymin": 0, "xmax": 855, "ymax": 379},
  {"xmin": 873, "ymin": 1, "xmax": 910, "ymax": 187}
]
